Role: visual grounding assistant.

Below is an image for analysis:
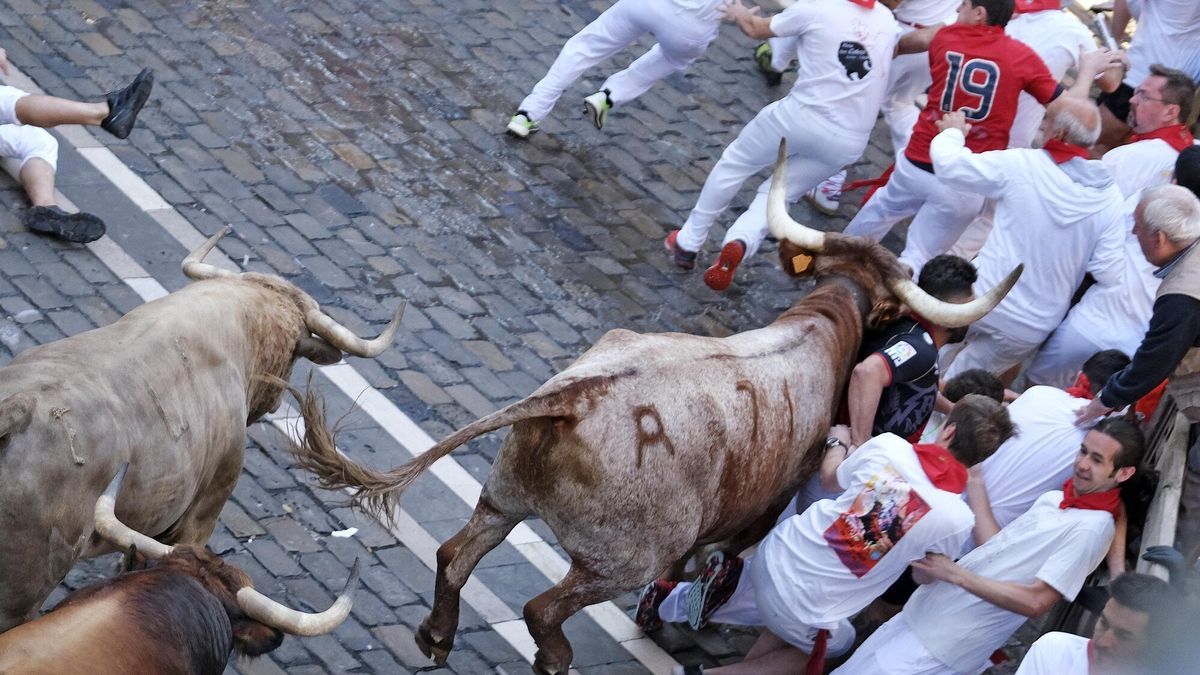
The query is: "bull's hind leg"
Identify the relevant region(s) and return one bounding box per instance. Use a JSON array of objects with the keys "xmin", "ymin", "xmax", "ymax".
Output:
[
  {"xmin": 416, "ymin": 496, "xmax": 524, "ymax": 665},
  {"xmin": 524, "ymin": 563, "xmax": 625, "ymax": 675}
]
